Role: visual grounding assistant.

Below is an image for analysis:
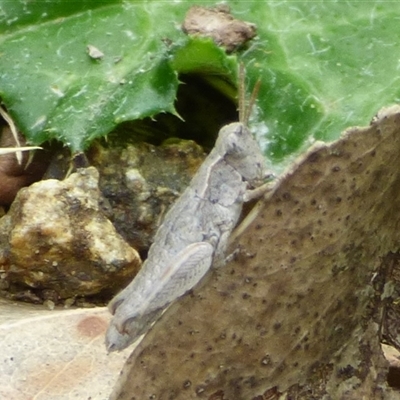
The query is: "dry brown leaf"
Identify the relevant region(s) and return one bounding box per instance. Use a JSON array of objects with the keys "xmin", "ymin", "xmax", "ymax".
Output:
[
  {"xmin": 0, "ymin": 299, "xmax": 132, "ymax": 400},
  {"xmin": 182, "ymin": 5, "xmax": 256, "ymax": 52},
  {"xmin": 110, "ymin": 106, "xmax": 400, "ymax": 399}
]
